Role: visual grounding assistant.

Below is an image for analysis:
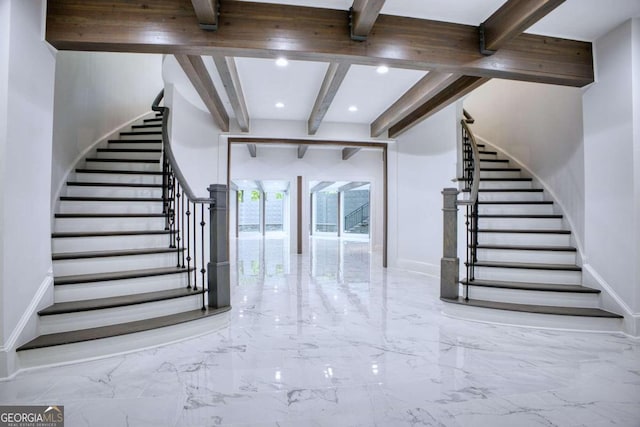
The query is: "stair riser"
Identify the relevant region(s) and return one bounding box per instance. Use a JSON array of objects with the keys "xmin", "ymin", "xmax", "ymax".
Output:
[
  {"xmin": 65, "ymin": 186, "xmax": 163, "ymax": 198},
  {"xmin": 84, "ymin": 160, "xmax": 161, "ymax": 172},
  {"xmin": 119, "ymin": 134, "xmax": 163, "ymax": 140},
  {"xmin": 480, "ymin": 170, "xmax": 522, "ymax": 179},
  {"xmin": 58, "ymin": 200, "xmax": 163, "ymax": 214},
  {"xmin": 478, "ymin": 153, "xmax": 498, "ymax": 160},
  {"xmin": 53, "ymin": 252, "xmax": 180, "ymax": 276},
  {"xmin": 39, "ymin": 294, "xmax": 202, "ymax": 335},
  {"xmin": 72, "ymin": 172, "xmax": 163, "ymax": 185},
  {"xmin": 474, "ymin": 266, "xmax": 581, "ymax": 285},
  {"xmin": 478, "ymin": 217, "xmax": 563, "ymax": 230},
  {"xmin": 478, "ymin": 192, "xmax": 544, "ymax": 202},
  {"xmin": 464, "ymin": 286, "xmax": 600, "ymax": 308},
  {"xmin": 476, "ymin": 248, "xmax": 577, "ymax": 265},
  {"xmin": 54, "ymin": 273, "xmax": 190, "ymax": 303},
  {"xmin": 107, "ymin": 142, "xmax": 163, "ymax": 150},
  {"xmin": 479, "ymin": 181, "xmax": 532, "ymax": 190},
  {"xmin": 477, "ymin": 204, "xmax": 554, "ymax": 215},
  {"xmin": 53, "ymin": 234, "xmax": 171, "ymax": 253},
  {"xmin": 95, "ymin": 151, "xmax": 161, "ymax": 160},
  {"xmin": 477, "ymin": 232, "xmax": 572, "ymax": 247},
  {"xmin": 54, "ymin": 217, "xmax": 167, "ymax": 233}
]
